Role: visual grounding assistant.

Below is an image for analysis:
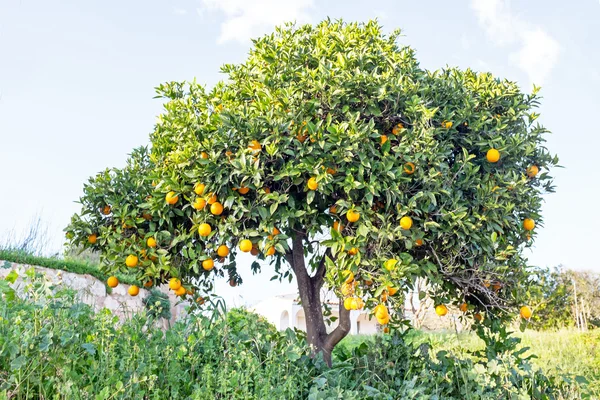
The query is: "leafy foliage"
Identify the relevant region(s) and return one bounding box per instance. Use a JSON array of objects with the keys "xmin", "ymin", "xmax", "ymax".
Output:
[{"xmin": 65, "ymin": 19, "xmax": 557, "ymax": 332}]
